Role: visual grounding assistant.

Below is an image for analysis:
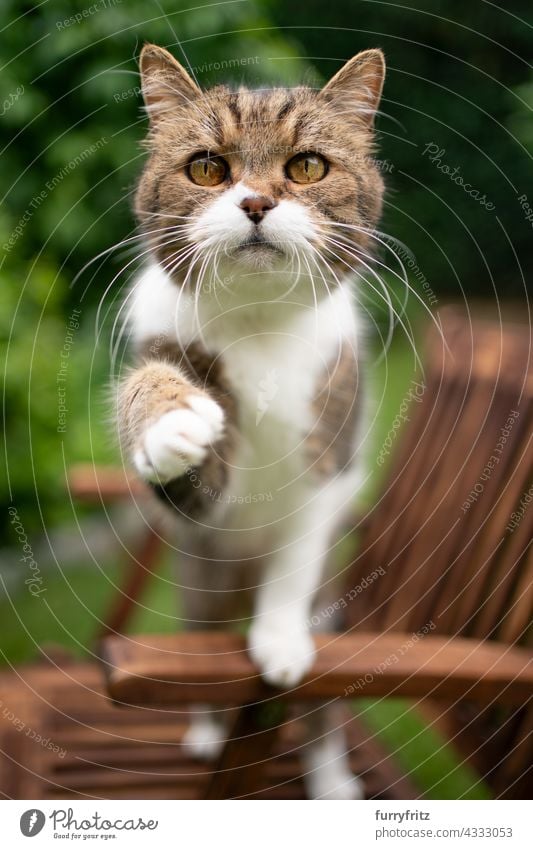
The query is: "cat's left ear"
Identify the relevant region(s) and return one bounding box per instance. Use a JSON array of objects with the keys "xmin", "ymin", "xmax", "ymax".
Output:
[
  {"xmin": 321, "ymin": 49, "xmax": 385, "ymax": 128},
  {"xmin": 139, "ymin": 43, "xmax": 202, "ymax": 125}
]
